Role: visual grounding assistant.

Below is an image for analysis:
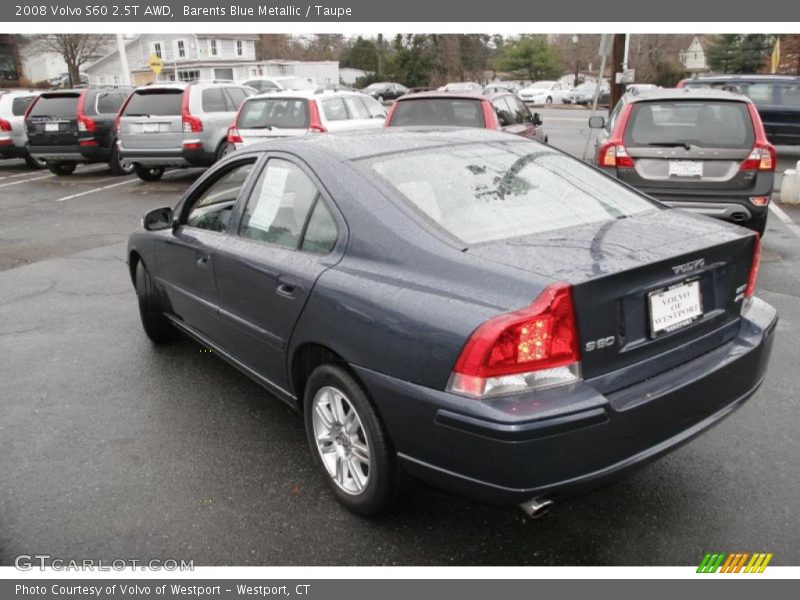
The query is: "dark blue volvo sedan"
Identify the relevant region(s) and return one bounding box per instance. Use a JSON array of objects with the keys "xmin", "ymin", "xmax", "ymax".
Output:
[{"xmin": 127, "ymin": 129, "xmax": 776, "ymax": 517}]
